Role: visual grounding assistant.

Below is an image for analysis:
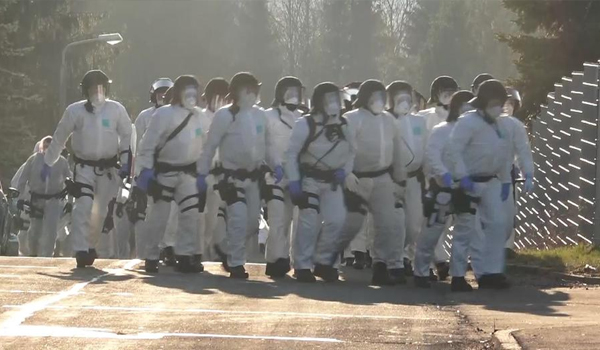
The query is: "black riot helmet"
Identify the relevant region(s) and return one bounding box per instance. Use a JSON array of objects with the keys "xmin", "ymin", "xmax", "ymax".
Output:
[
  {"xmin": 428, "ymin": 76, "xmax": 458, "ymax": 104},
  {"xmin": 150, "ymin": 78, "xmax": 173, "ymax": 104},
  {"xmin": 468, "ymin": 79, "xmax": 507, "ymax": 110},
  {"xmin": 447, "ymin": 90, "xmax": 475, "ymax": 123},
  {"xmin": 309, "ymin": 82, "xmax": 341, "ymax": 116},
  {"xmin": 342, "ymin": 82, "xmax": 361, "ymax": 112},
  {"xmin": 471, "ymin": 73, "xmax": 495, "ymax": 94},
  {"xmin": 353, "ymin": 80, "xmax": 386, "ymax": 109},
  {"xmin": 170, "ymin": 75, "xmax": 201, "ymax": 106},
  {"xmin": 228, "ymin": 72, "xmax": 261, "ymax": 102},
  {"xmin": 505, "ymin": 87, "xmax": 522, "ymax": 113},
  {"xmin": 386, "ymin": 81, "xmax": 413, "ymax": 110},
  {"xmin": 80, "ymin": 70, "xmax": 111, "ymax": 98},
  {"xmin": 272, "ymin": 76, "xmax": 303, "ymax": 108},
  {"xmin": 203, "ymin": 78, "xmax": 229, "ymax": 100}
]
